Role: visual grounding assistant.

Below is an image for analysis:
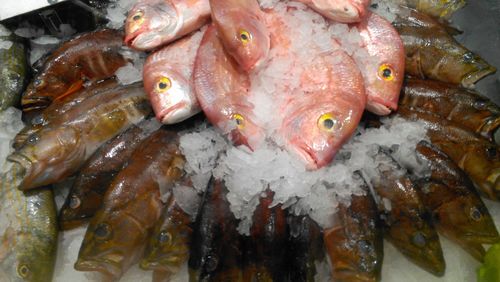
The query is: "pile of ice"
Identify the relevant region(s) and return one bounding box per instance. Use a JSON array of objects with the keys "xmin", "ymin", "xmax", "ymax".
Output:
[
  {"xmin": 105, "ymin": 0, "xmax": 137, "ymax": 29},
  {"xmin": 0, "ymin": 24, "xmax": 13, "ymax": 50},
  {"xmin": 115, "ymin": 47, "xmax": 147, "ymax": 85}
]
